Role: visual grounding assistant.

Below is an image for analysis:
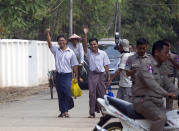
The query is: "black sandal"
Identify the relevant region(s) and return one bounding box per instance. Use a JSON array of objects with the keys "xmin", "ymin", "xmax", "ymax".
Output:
[{"xmin": 58, "ymin": 113, "xmax": 65, "ymax": 118}]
